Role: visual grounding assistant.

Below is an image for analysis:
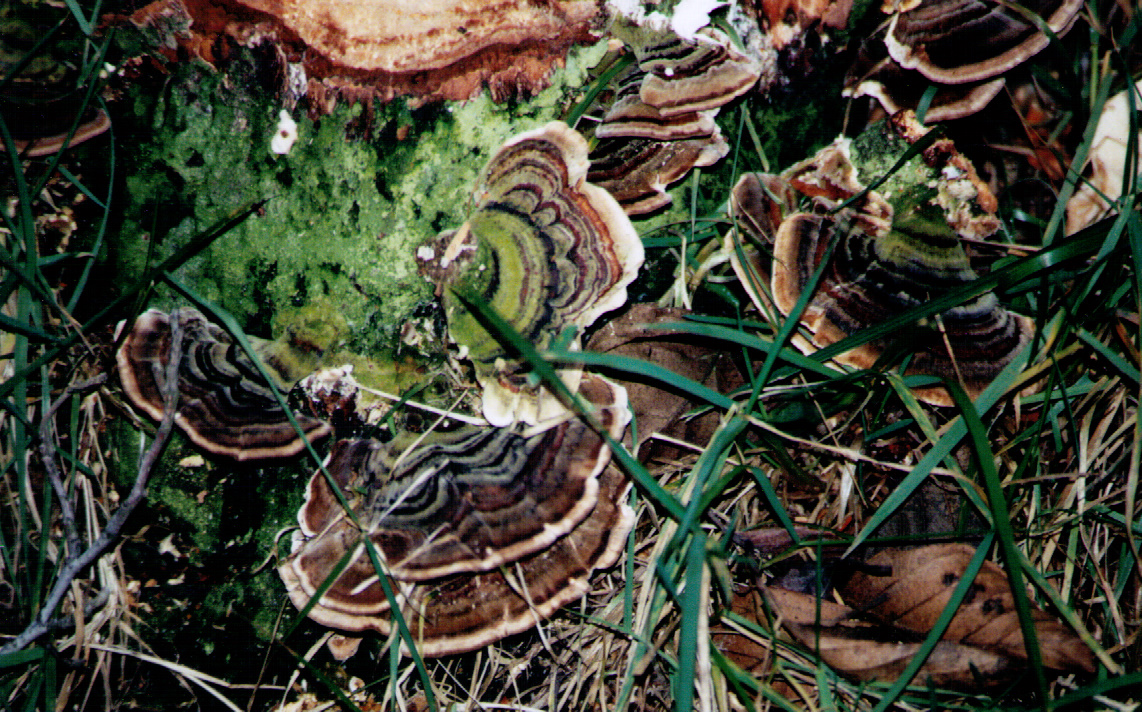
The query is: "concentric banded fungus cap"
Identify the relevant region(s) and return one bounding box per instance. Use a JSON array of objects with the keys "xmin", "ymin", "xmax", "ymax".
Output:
[
  {"xmin": 885, "ymin": 0, "xmax": 1083, "ymax": 85},
  {"xmin": 634, "ymin": 31, "xmax": 762, "ymax": 116},
  {"xmin": 116, "ymin": 308, "xmax": 331, "ymax": 460},
  {"xmin": 843, "ymin": 50, "xmax": 1005, "ymax": 123},
  {"xmin": 594, "ymin": 64, "xmax": 720, "ymax": 142},
  {"xmin": 843, "ymin": 0, "xmax": 1080, "ymax": 121},
  {"xmin": 589, "ymin": 133, "xmax": 730, "ymax": 215},
  {"xmin": 771, "ymin": 210, "xmax": 1033, "ymax": 405},
  {"xmin": 587, "ymin": 29, "xmax": 761, "ymax": 215},
  {"xmin": 278, "ymin": 373, "xmax": 633, "ymax": 656},
  {"xmin": 419, "ymin": 122, "xmax": 643, "ymax": 426}
]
